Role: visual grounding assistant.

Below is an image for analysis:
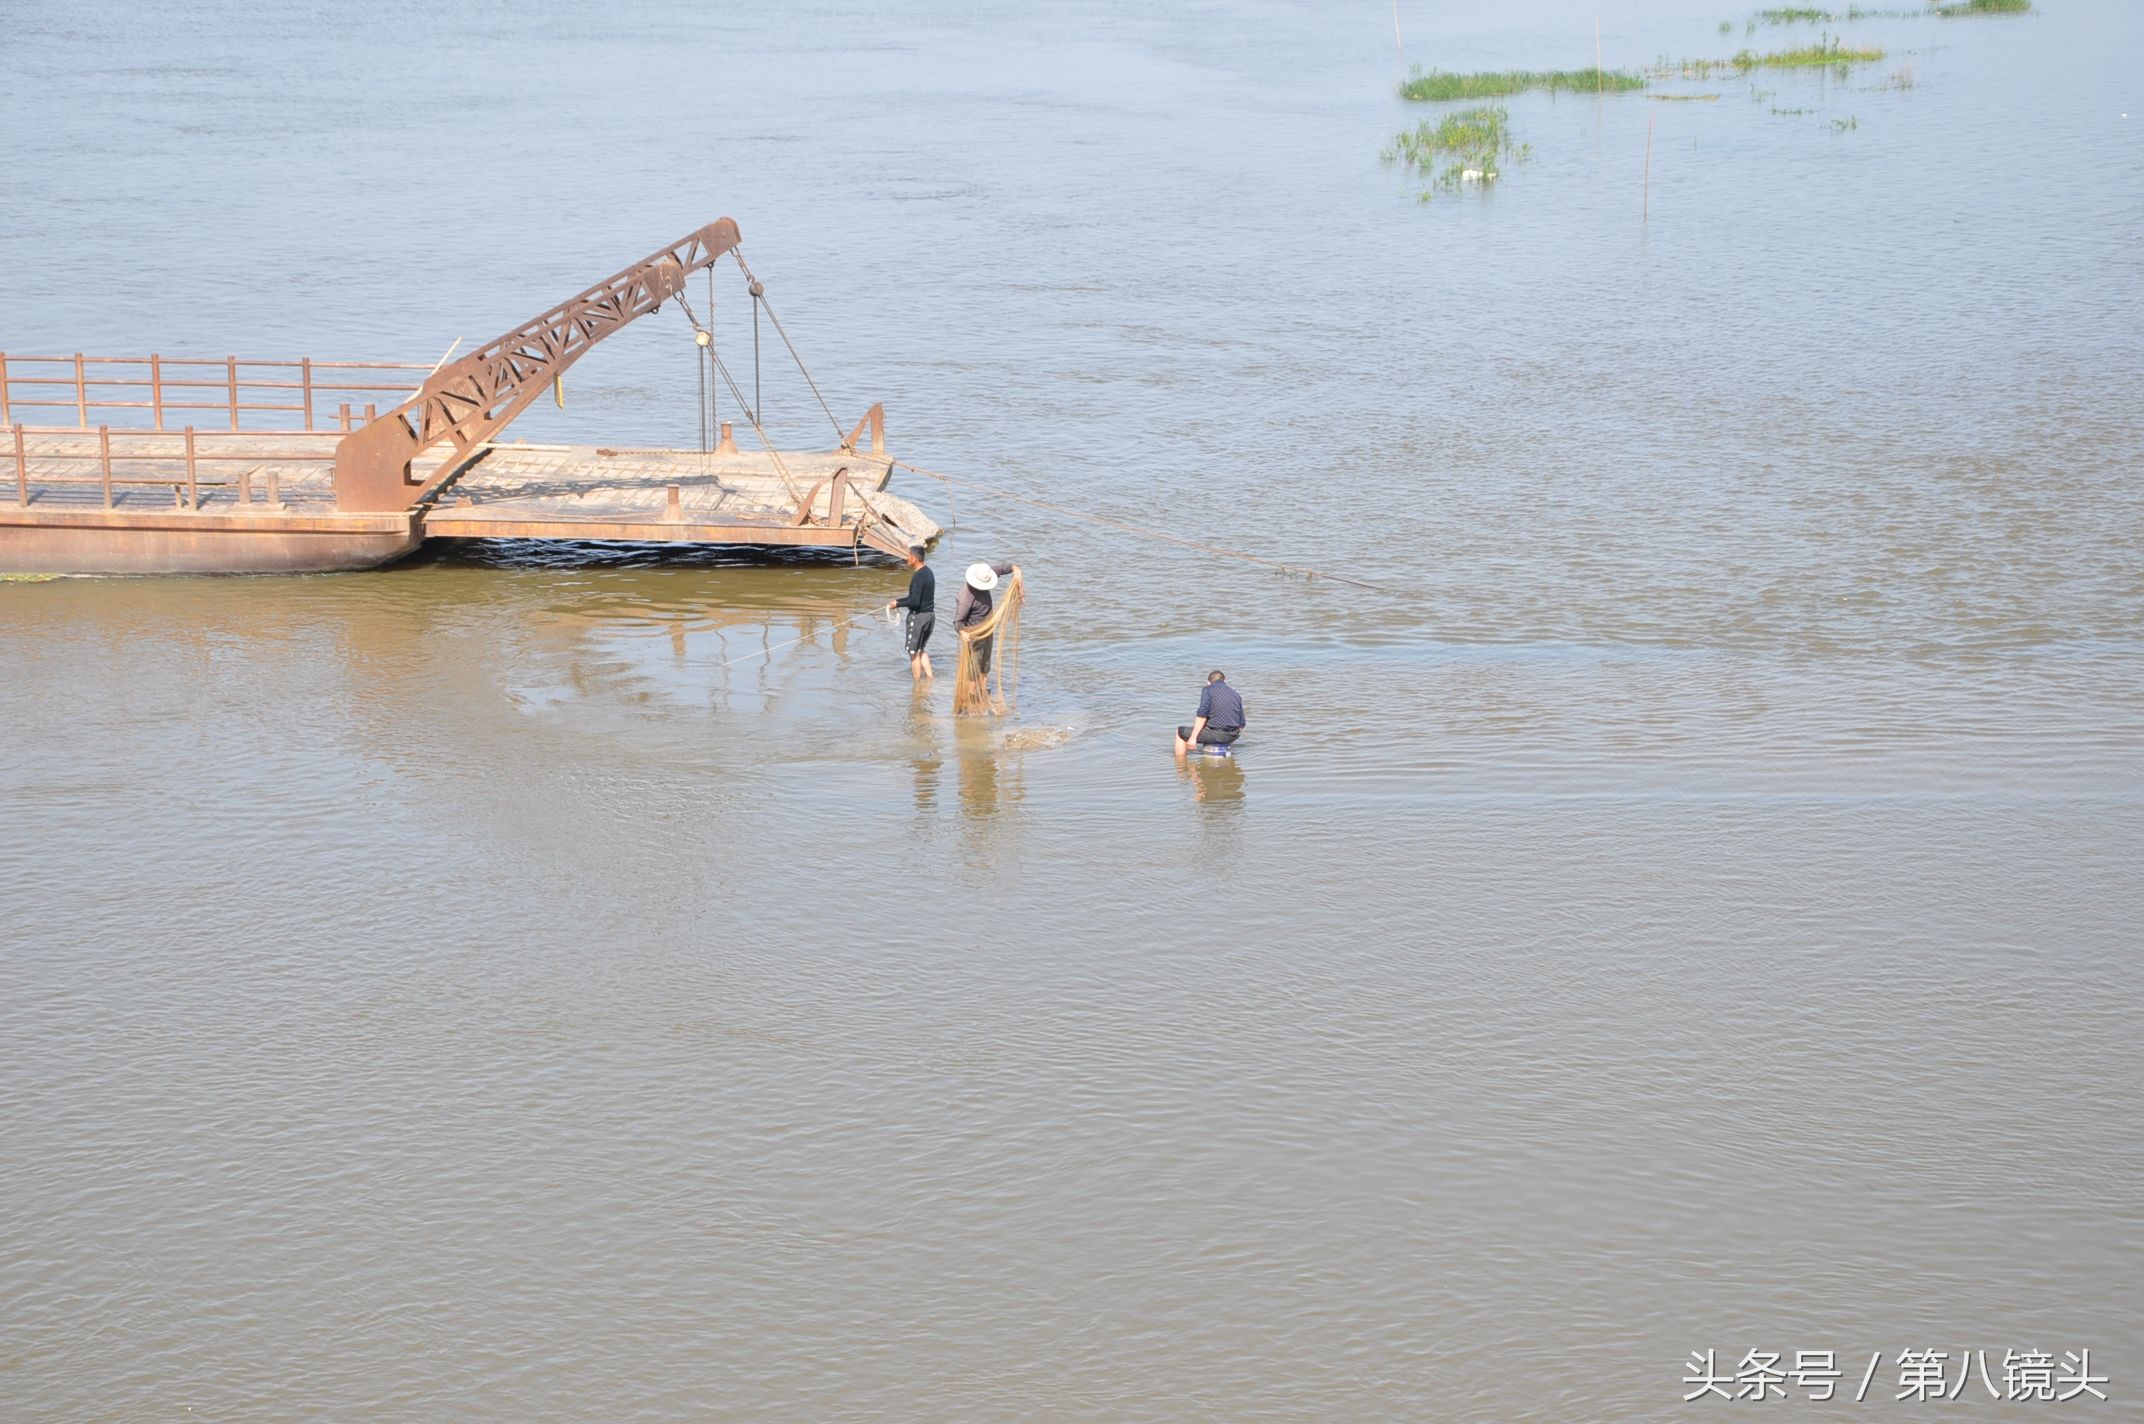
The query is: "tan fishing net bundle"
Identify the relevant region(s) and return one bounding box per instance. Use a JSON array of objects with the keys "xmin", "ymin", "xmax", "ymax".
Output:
[{"xmin": 953, "ymin": 569, "xmax": 1022, "ymax": 716}]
